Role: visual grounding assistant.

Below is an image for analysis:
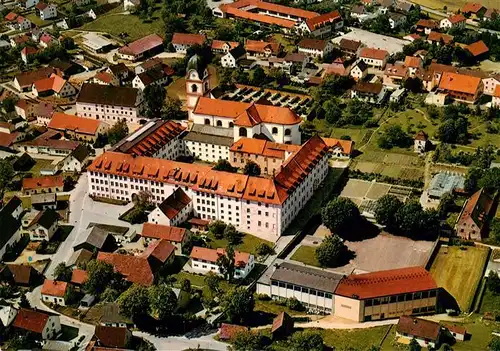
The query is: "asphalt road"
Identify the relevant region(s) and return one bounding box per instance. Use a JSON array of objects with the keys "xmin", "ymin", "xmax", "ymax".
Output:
[{"xmin": 133, "ymin": 331, "xmax": 228, "ymax": 351}]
